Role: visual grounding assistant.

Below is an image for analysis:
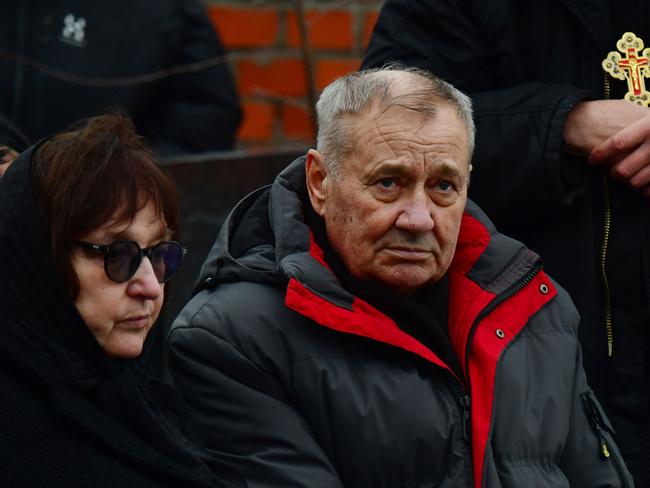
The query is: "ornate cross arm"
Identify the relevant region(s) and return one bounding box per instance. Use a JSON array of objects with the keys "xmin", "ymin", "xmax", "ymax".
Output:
[{"xmin": 602, "ymin": 32, "xmax": 650, "ymax": 106}]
